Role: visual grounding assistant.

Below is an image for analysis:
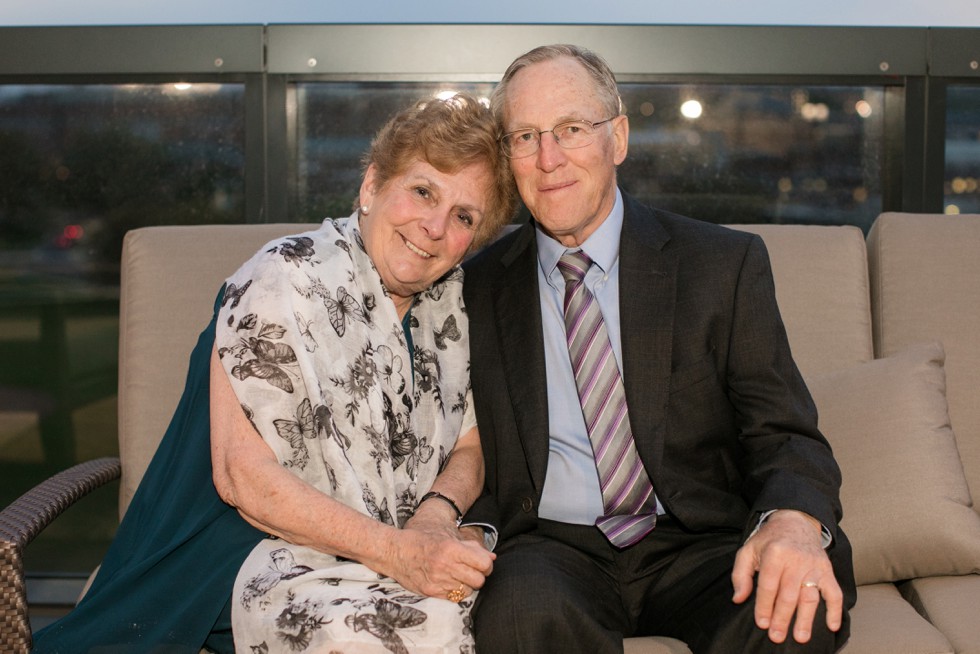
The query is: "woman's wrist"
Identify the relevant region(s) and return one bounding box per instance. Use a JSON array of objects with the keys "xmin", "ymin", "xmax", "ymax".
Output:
[{"xmin": 417, "ymin": 491, "xmax": 463, "ymax": 526}]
